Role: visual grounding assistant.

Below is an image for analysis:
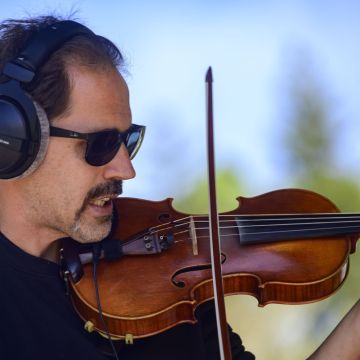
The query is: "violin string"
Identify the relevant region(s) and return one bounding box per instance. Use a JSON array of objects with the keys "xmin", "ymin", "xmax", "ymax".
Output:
[
  {"xmin": 148, "ymin": 213, "xmax": 360, "ymax": 225},
  {"xmin": 147, "ymin": 216, "xmax": 360, "ymax": 235},
  {"xmin": 147, "ymin": 213, "xmax": 360, "ymax": 233},
  {"xmin": 193, "ymin": 218, "xmax": 360, "ymax": 230},
  {"xmin": 123, "ymin": 213, "xmax": 360, "ymax": 247},
  {"xmin": 193, "ymin": 224, "xmax": 360, "ymax": 239},
  {"xmin": 183, "ymin": 213, "xmax": 360, "ymax": 223},
  {"xmin": 144, "ymin": 220, "xmax": 360, "ymax": 245},
  {"xmin": 157, "ymin": 226, "xmax": 360, "ymax": 244}
]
